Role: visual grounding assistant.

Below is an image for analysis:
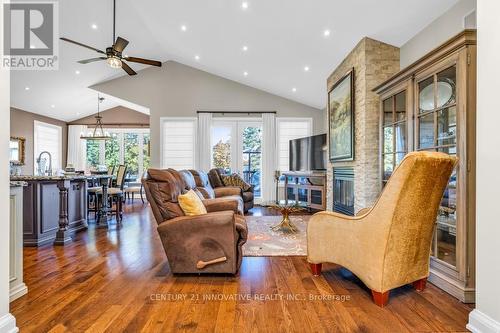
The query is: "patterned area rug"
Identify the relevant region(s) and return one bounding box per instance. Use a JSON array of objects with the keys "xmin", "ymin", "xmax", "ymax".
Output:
[{"xmin": 243, "ymin": 215, "xmax": 310, "ymax": 256}]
